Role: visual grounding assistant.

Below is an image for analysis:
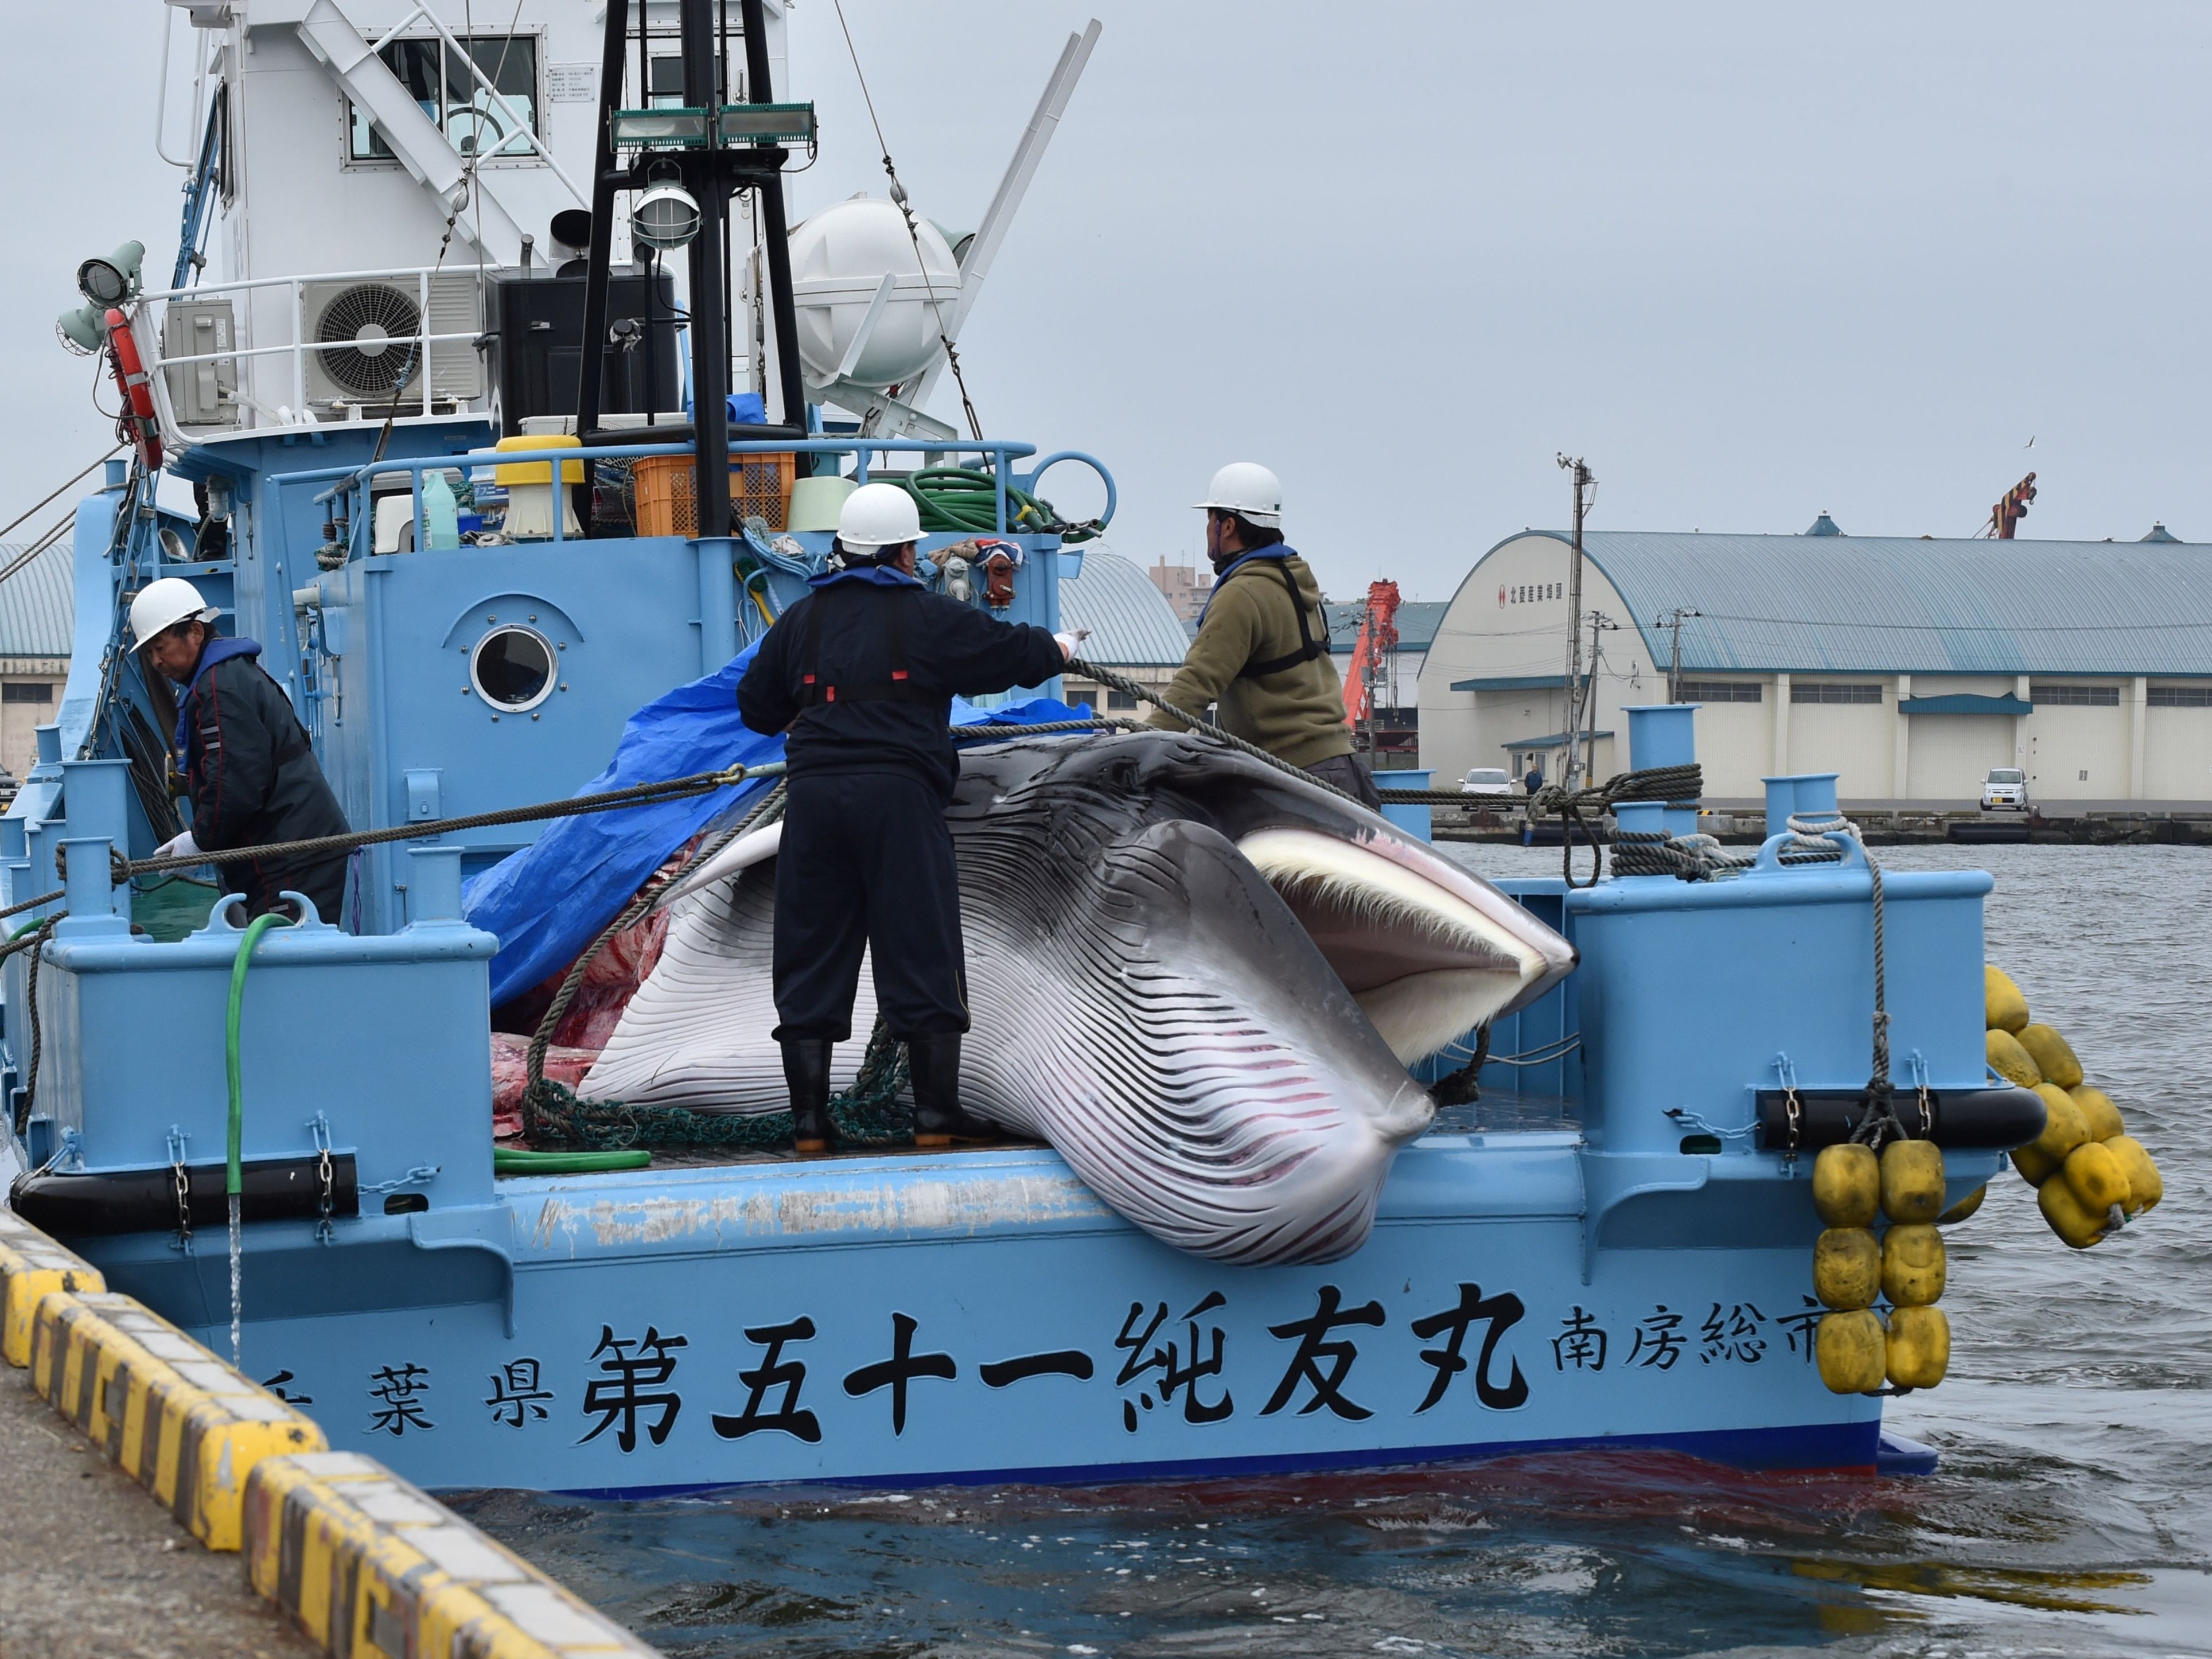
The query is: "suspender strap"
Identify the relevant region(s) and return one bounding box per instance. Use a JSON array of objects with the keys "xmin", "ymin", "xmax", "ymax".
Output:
[
  {"xmin": 799, "ymin": 586, "xmax": 937, "ymax": 706},
  {"xmin": 1236, "ymin": 559, "xmax": 1327, "ymax": 679}
]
